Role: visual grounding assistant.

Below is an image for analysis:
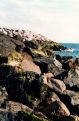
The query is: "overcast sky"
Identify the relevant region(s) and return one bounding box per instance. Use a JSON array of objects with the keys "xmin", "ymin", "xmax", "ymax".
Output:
[{"xmin": 0, "ymin": 0, "xmax": 79, "ymax": 43}]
